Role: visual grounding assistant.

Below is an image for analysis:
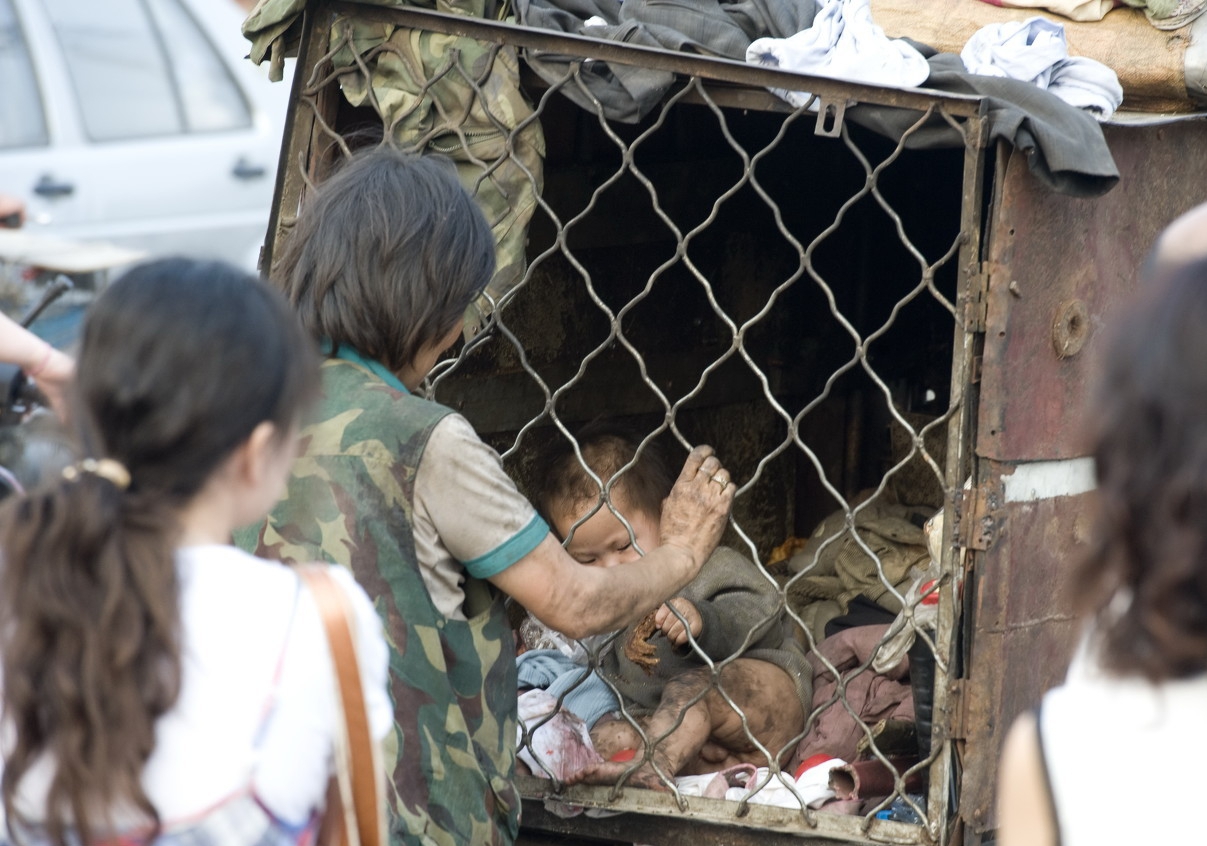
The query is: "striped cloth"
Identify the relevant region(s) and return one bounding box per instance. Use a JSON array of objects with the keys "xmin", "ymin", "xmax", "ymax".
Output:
[{"xmin": 2, "ymin": 793, "xmax": 319, "ymax": 846}]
